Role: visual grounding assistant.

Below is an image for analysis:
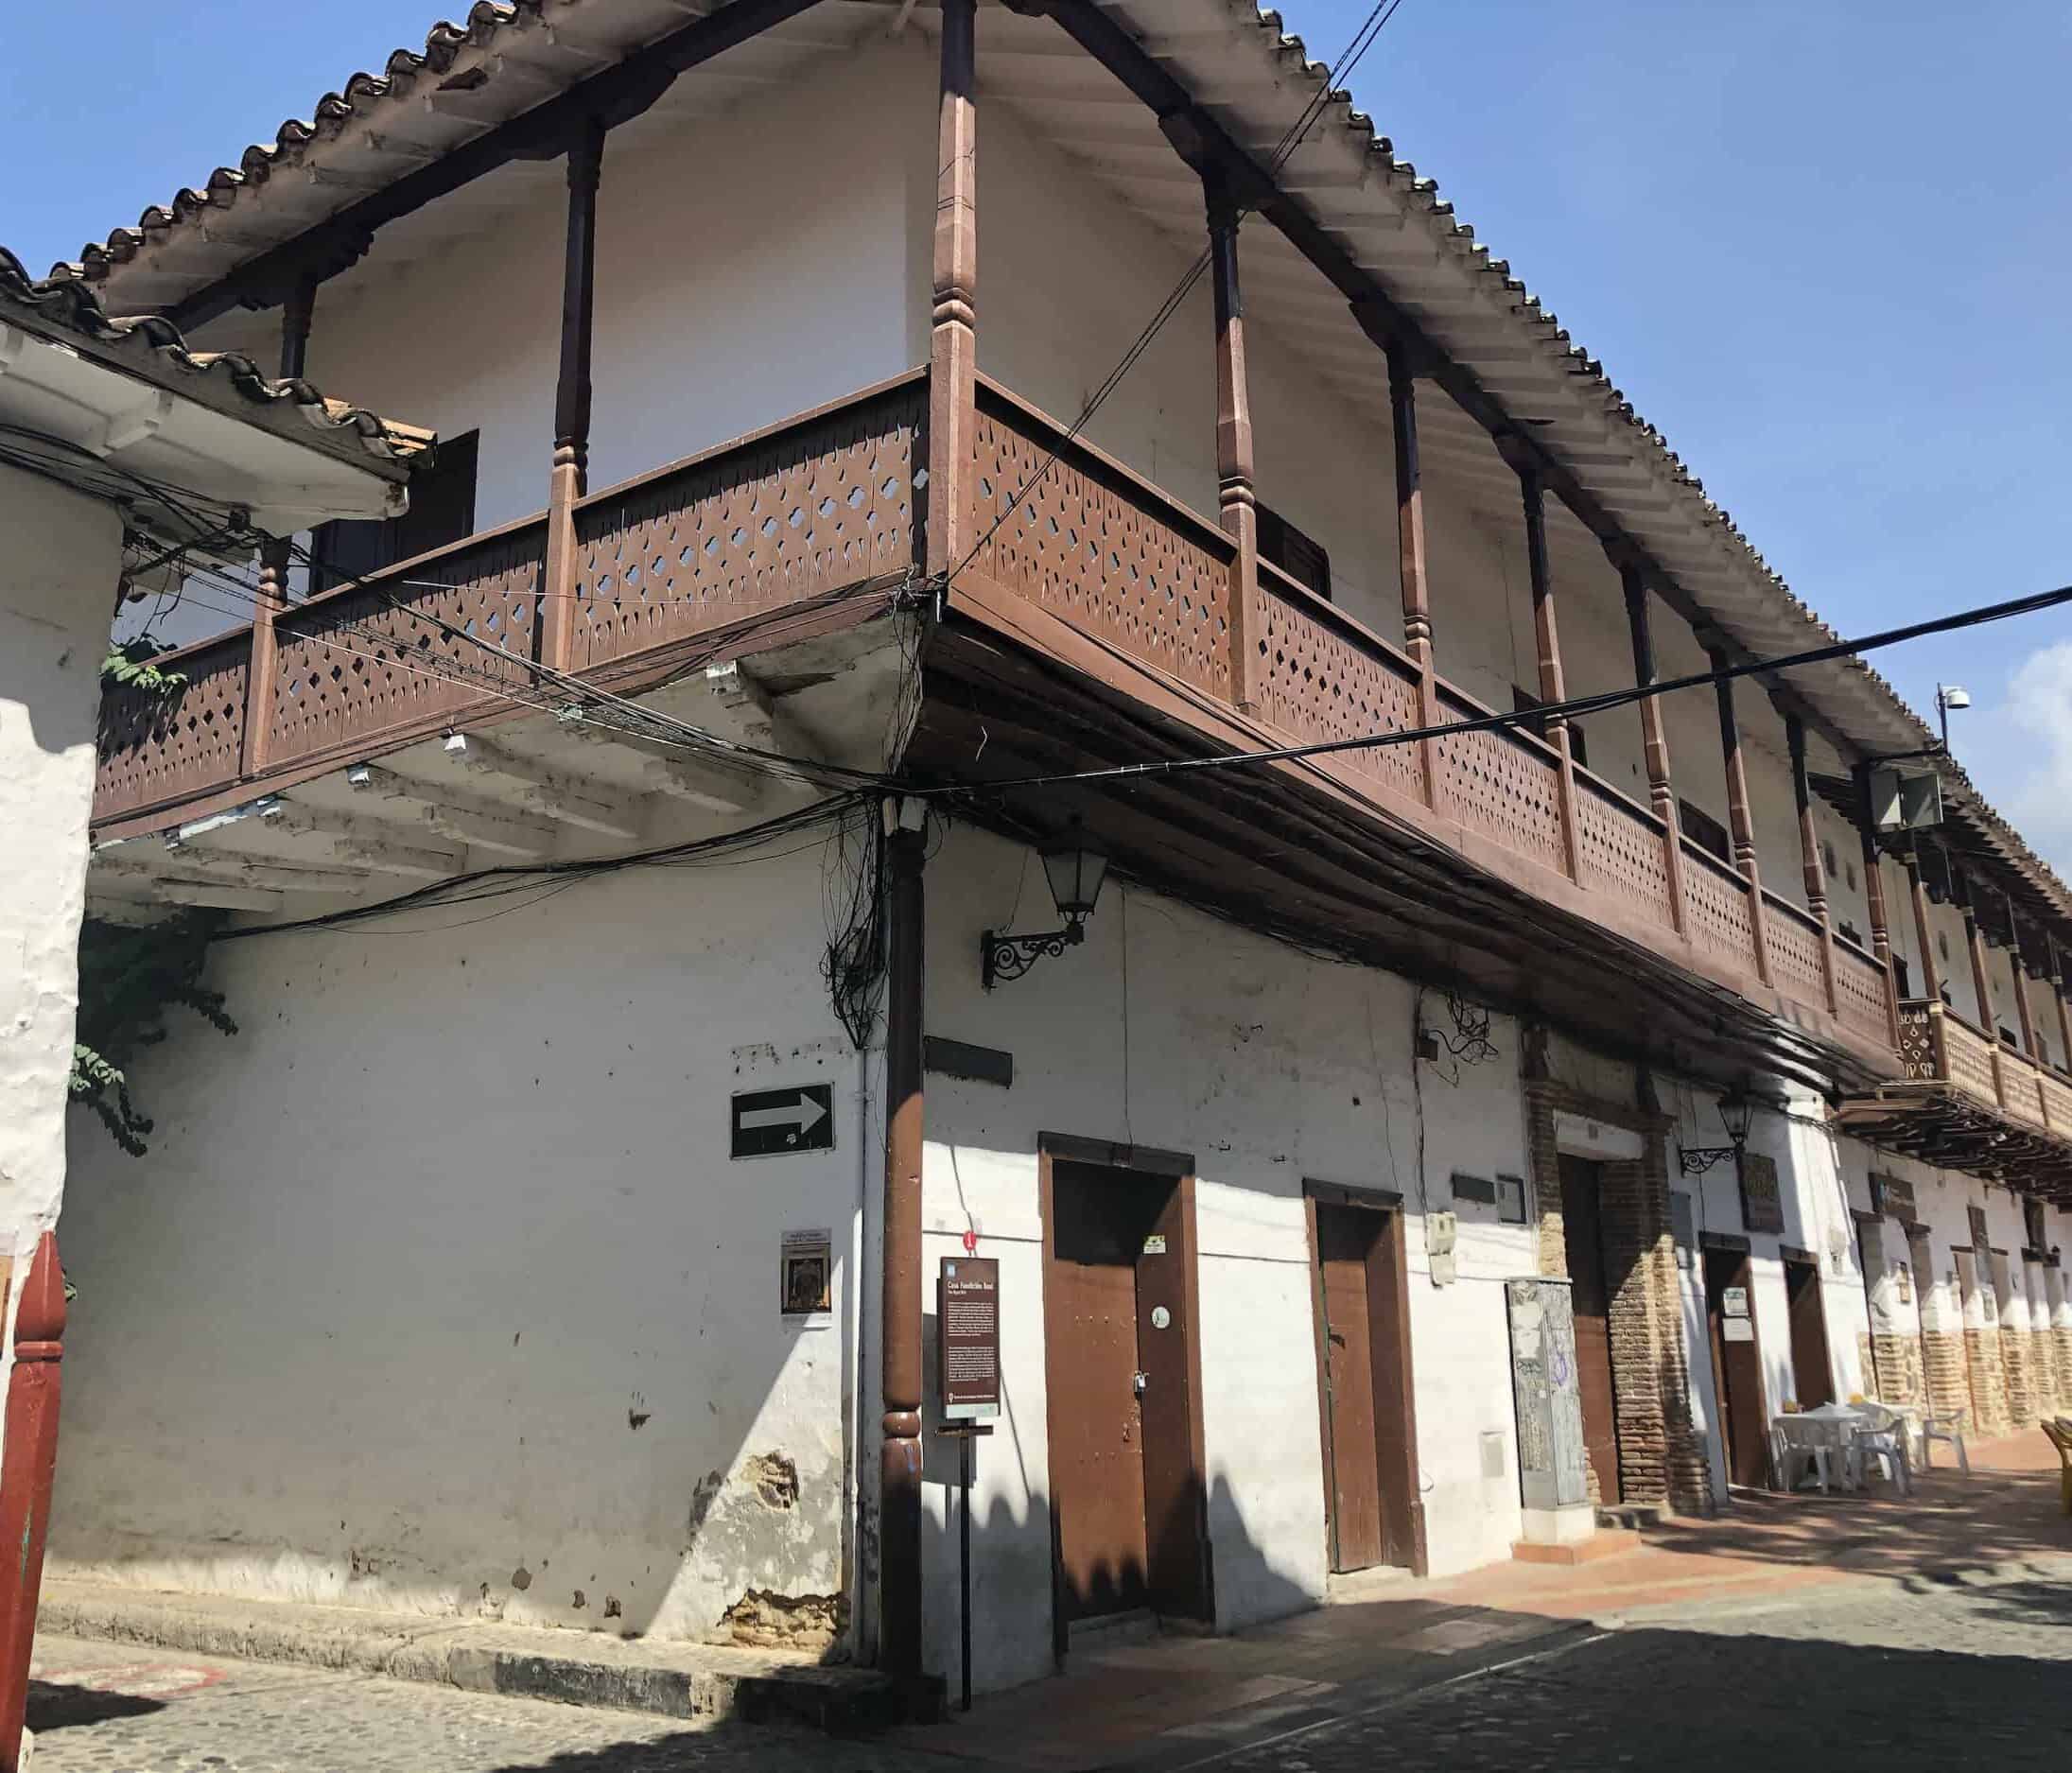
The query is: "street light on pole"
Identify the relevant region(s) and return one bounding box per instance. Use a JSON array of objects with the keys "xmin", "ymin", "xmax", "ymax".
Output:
[{"xmin": 1936, "ymin": 683, "xmax": 1971, "ymax": 753}]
